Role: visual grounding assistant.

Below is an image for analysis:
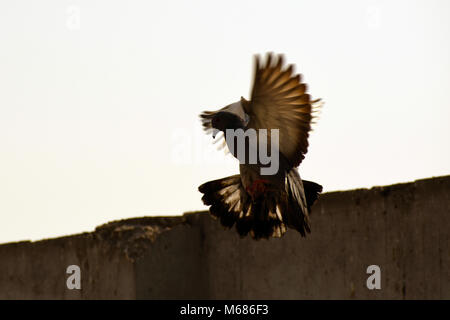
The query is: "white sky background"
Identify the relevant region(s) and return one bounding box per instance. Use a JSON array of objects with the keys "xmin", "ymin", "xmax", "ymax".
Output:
[{"xmin": 0, "ymin": 0, "xmax": 449, "ymax": 243}]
